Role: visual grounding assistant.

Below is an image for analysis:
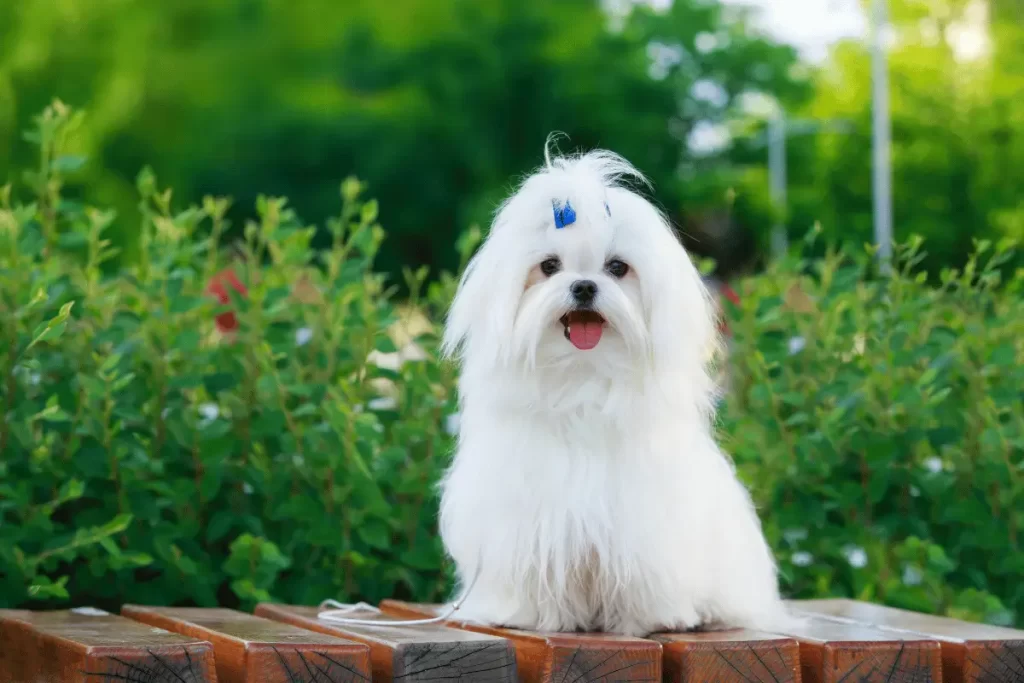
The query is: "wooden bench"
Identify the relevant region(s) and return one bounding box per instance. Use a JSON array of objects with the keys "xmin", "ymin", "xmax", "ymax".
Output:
[
  {"xmin": 121, "ymin": 605, "xmax": 372, "ymax": 683},
  {"xmin": 0, "ymin": 607, "xmax": 217, "ymax": 683},
  {"xmin": 652, "ymin": 629, "xmax": 800, "ymax": 683},
  {"xmin": 255, "ymin": 602, "xmax": 517, "ymax": 683},
  {"xmin": 4, "ymin": 599, "xmax": 1023, "ymax": 682},
  {"xmin": 381, "ymin": 601, "xmax": 804, "ymax": 683},
  {"xmin": 379, "ymin": 600, "xmax": 663, "ymax": 683},
  {"xmin": 774, "ymin": 610, "xmax": 943, "ymax": 683},
  {"xmin": 797, "ymin": 599, "xmax": 1024, "ymax": 683}
]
